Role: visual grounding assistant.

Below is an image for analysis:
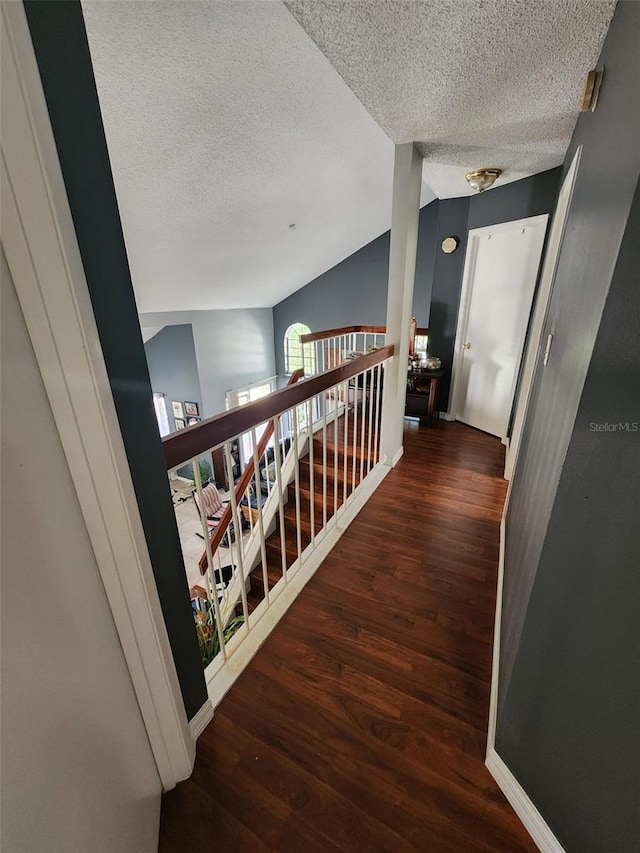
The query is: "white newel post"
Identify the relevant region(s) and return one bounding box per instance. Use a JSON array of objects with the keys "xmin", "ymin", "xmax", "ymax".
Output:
[{"xmin": 380, "ymin": 142, "xmax": 423, "ymax": 466}]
